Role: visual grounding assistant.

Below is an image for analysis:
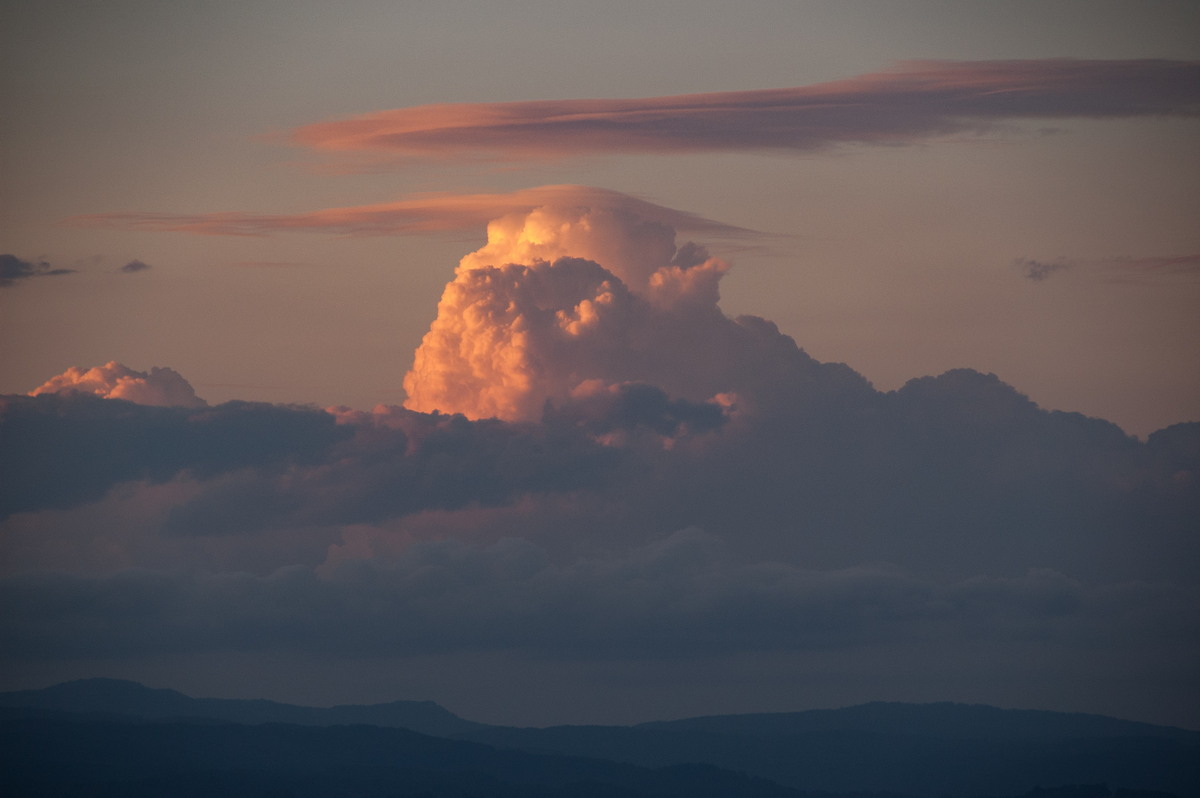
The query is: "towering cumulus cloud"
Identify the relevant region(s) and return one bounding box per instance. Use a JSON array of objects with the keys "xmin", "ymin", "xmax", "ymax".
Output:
[
  {"xmin": 402, "ymin": 192, "xmax": 837, "ymax": 421},
  {"xmin": 29, "ymin": 361, "xmax": 207, "ymax": 408}
]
